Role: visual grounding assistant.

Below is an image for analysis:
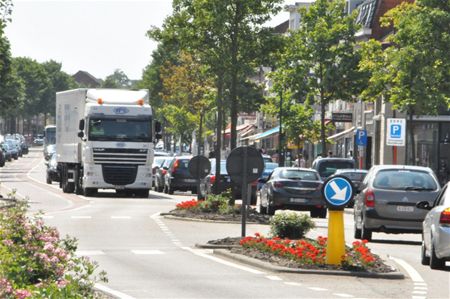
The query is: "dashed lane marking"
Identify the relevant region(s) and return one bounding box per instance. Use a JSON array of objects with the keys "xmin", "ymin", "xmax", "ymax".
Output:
[
  {"xmin": 284, "ymin": 282, "xmax": 303, "ymax": 287},
  {"xmin": 131, "ymin": 250, "xmax": 164, "ymax": 255},
  {"xmin": 94, "ymin": 283, "xmax": 135, "ymax": 299},
  {"xmin": 390, "ymin": 257, "xmax": 428, "ymax": 299},
  {"xmin": 111, "ymin": 216, "xmax": 132, "ymax": 219},
  {"xmin": 333, "ymin": 293, "xmax": 354, "ymax": 298},
  {"xmin": 266, "ymin": 275, "xmax": 283, "ymax": 281},
  {"xmin": 308, "ymin": 287, "xmax": 328, "ymax": 291}
]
